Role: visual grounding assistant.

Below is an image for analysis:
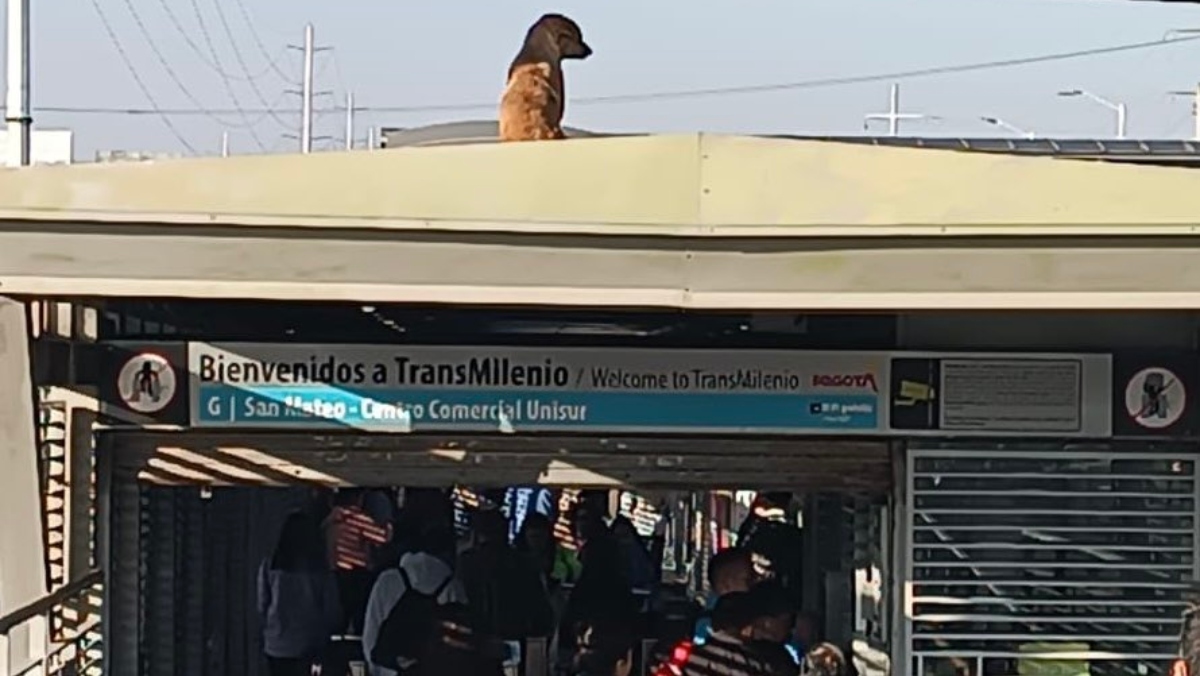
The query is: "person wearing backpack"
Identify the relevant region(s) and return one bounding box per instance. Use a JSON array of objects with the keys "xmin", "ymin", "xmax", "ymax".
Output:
[{"xmin": 362, "ymin": 525, "xmax": 466, "ymax": 676}]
